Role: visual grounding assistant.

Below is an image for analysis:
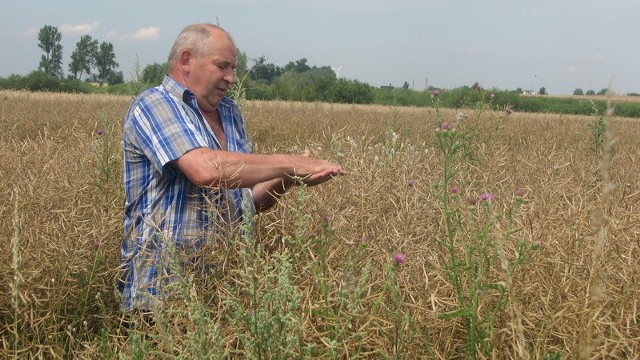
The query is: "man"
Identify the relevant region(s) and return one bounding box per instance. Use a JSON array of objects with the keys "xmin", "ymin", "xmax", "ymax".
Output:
[{"xmin": 119, "ymin": 23, "xmax": 345, "ymax": 311}]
